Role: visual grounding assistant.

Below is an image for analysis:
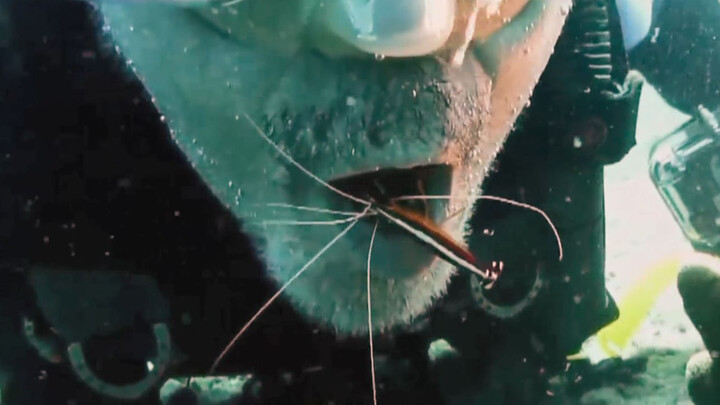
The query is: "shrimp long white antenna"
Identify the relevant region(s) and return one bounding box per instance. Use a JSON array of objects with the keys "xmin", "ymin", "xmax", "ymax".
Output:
[
  {"xmin": 221, "ymin": 0, "xmax": 244, "ymax": 7},
  {"xmin": 367, "ymin": 221, "xmax": 379, "ymax": 405},
  {"xmin": 392, "ymin": 195, "xmax": 563, "ymax": 261},
  {"xmin": 262, "ymin": 213, "xmax": 371, "ymax": 227},
  {"xmin": 242, "ymin": 113, "xmax": 370, "ymax": 206},
  {"xmin": 208, "ymin": 217, "xmax": 362, "ymax": 375},
  {"xmin": 261, "ymin": 203, "xmax": 363, "ymax": 217}
]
